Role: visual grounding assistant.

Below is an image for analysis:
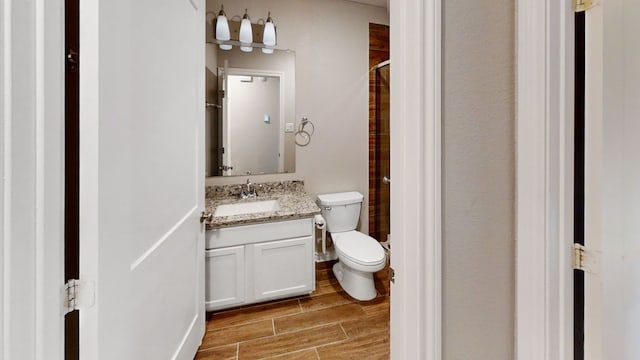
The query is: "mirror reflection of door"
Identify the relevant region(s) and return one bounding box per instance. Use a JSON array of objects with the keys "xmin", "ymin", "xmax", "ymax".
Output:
[
  {"xmin": 220, "ymin": 68, "xmax": 284, "ymax": 176},
  {"xmin": 220, "ymin": 67, "xmax": 231, "ymax": 175},
  {"xmin": 205, "ymin": 67, "xmax": 221, "ymax": 176}
]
